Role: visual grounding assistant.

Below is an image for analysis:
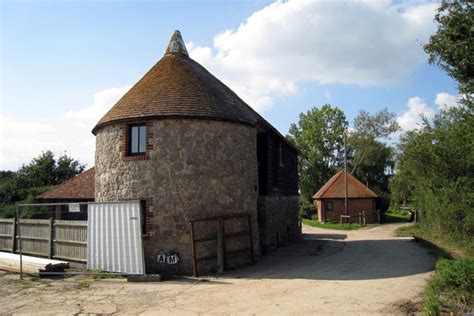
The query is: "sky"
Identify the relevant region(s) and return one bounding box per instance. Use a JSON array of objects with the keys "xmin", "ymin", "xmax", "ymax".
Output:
[{"xmin": 0, "ymin": 0, "xmax": 460, "ymax": 171}]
